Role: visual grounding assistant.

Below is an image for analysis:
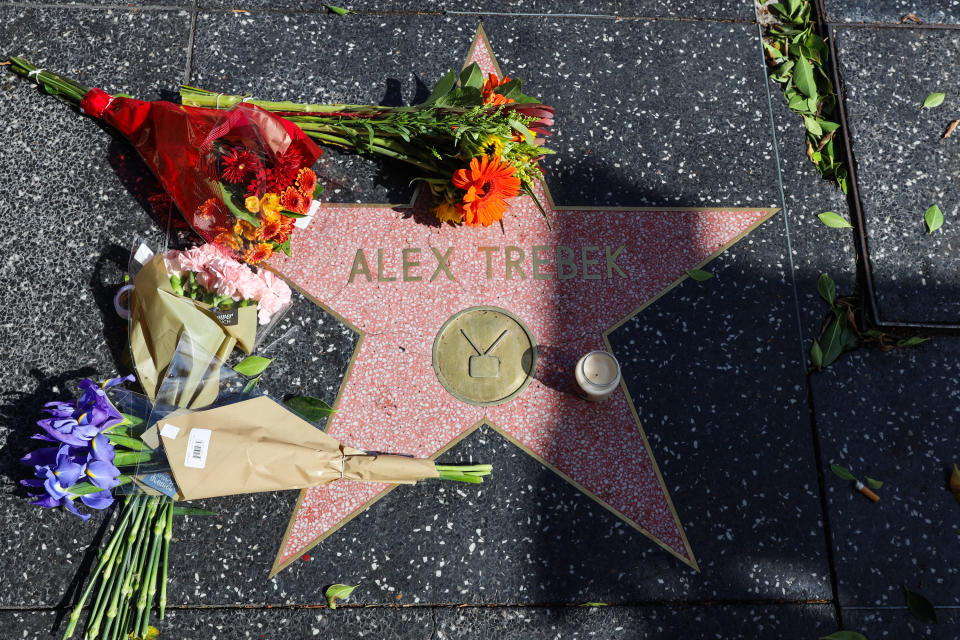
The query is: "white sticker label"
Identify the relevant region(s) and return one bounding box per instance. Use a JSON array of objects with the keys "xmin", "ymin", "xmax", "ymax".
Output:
[
  {"xmin": 159, "ymin": 423, "xmax": 180, "ymax": 440},
  {"xmin": 294, "ymin": 199, "xmax": 322, "ymax": 230},
  {"xmin": 133, "ymin": 243, "xmax": 155, "ymax": 265},
  {"xmin": 184, "ymin": 428, "xmax": 212, "ymax": 469}
]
